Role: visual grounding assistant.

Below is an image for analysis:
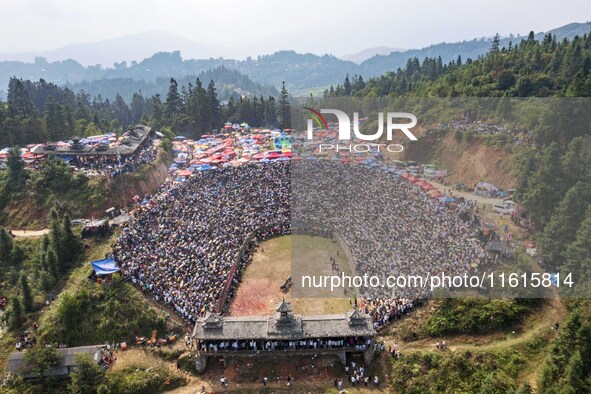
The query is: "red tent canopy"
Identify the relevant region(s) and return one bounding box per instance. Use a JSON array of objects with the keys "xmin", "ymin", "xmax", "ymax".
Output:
[
  {"xmin": 281, "ymin": 152, "xmax": 293, "ymax": 157},
  {"xmin": 177, "ymin": 170, "xmax": 193, "ymax": 177},
  {"xmin": 253, "ymin": 152, "xmax": 265, "ymax": 160},
  {"xmin": 421, "ymin": 184, "xmax": 435, "ymax": 191},
  {"xmin": 400, "ymin": 173, "xmax": 411, "ymax": 179},
  {"xmin": 408, "ymin": 176, "xmax": 419, "ymax": 183},
  {"xmin": 267, "ymin": 152, "xmax": 281, "ymax": 159},
  {"xmin": 22, "ymin": 152, "xmax": 44, "ymax": 160}
]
